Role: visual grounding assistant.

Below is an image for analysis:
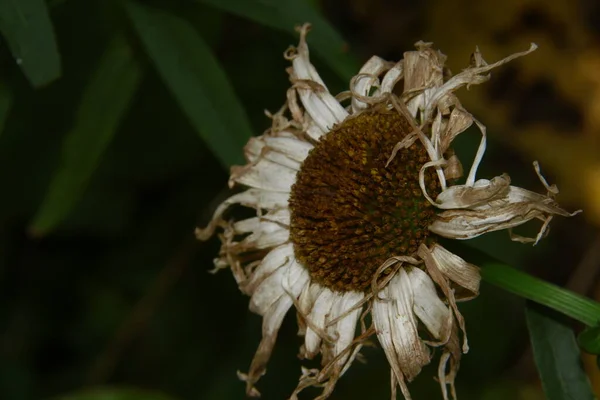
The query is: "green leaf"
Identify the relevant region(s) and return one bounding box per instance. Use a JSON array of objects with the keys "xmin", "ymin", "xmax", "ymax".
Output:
[
  {"xmin": 125, "ymin": 1, "xmax": 253, "ymax": 168},
  {"xmin": 526, "ymin": 303, "xmax": 595, "ymax": 400},
  {"xmin": 578, "ymin": 324, "xmax": 600, "ymax": 355},
  {"xmin": 481, "ymin": 262, "xmax": 600, "ymax": 327},
  {"xmin": 196, "ymin": 0, "xmax": 359, "ymax": 81},
  {"xmin": 0, "ymin": 81, "xmax": 13, "ymax": 137},
  {"xmin": 56, "ymin": 387, "xmax": 179, "ymax": 400},
  {"xmin": 0, "ymin": 0, "xmax": 61, "ymax": 87},
  {"xmin": 30, "ymin": 36, "xmax": 142, "ymax": 235}
]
